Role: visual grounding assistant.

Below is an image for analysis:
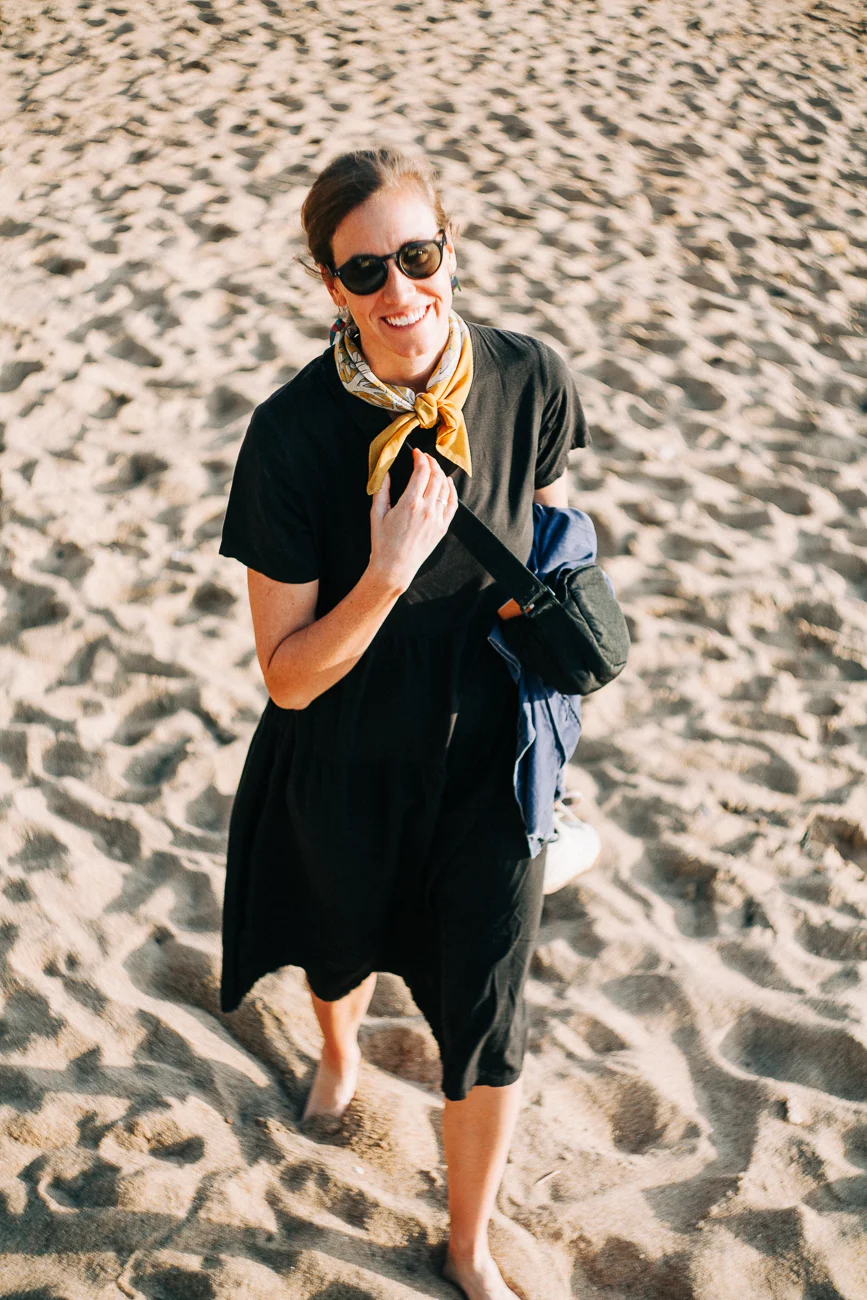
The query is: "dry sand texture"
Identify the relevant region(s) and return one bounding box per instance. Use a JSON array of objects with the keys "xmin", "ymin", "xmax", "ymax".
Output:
[{"xmin": 1, "ymin": 0, "xmax": 867, "ymax": 1295}]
